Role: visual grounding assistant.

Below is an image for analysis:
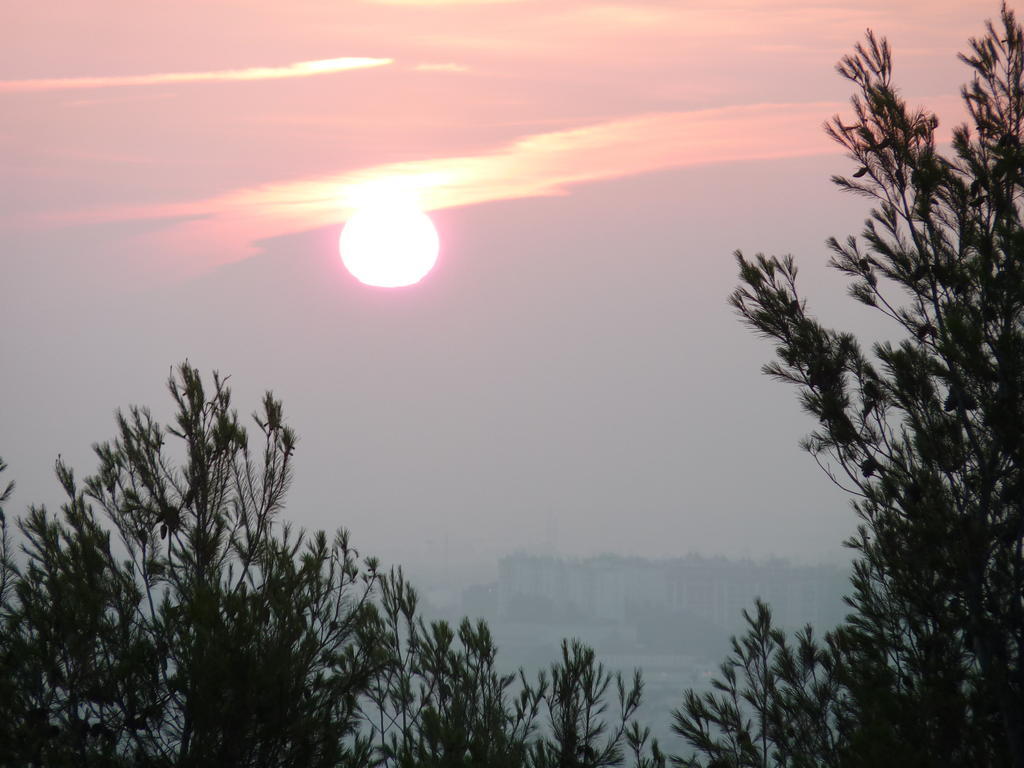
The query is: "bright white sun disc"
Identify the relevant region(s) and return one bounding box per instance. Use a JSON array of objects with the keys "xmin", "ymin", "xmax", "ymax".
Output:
[{"xmin": 339, "ymin": 204, "xmax": 439, "ymax": 288}]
